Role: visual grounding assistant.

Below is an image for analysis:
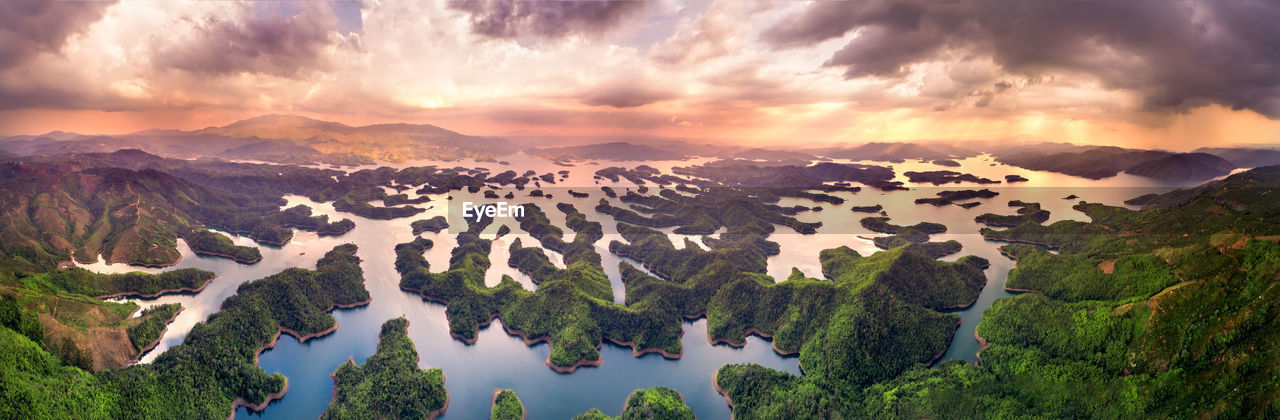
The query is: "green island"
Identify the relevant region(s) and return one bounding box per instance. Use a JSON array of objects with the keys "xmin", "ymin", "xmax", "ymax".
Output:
[
  {"xmin": 914, "ymin": 188, "xmax": 1000, "ymax": 206},
  {"xmin": 904, "ymin": 170, "xmax": 1000, "ymax": 185},
  {"xmin": 572, "ymin": 387, "xmax": 696, "ymax": 420},
  {"xmin": 323, "ymin": 317, "xmax": 448, "ymax": 419},
  {"xmin": 973, "ymin": 200, "xmax": 1051, "ymax": 228},
  {"xmin": 399, "ymin": 203, "xmax": 683, "ymax": 371},
  {"xmin": 184, "ymin": 229, "xmax": 262, "ymax": 263},
  {"xmin": 858, "ymin": 216, "xmax": 949, "ymax": 249},
  {"xmin": 596, "ymin": 188, "xmax": 818, "ymax": 235},
  {"xmin": 714, "ymin": 165, "xmax": 1280, "ymax": 418},
  {"xmin": 0, "ymin": 244, "xmax": 369, "ymax": 418},
  {"xmin": 491, "ymin": 389, "xmax": 525, "ymax": 420},
  {"xmin": 412, "ymin": 216, "xmax": 450, "ymax": 234}
]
